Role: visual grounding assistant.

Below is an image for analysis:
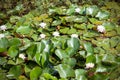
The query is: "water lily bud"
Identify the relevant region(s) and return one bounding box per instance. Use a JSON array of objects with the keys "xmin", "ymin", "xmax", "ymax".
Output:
[
  {"xmin": 71, "ymin": 34, "xmax": 78, "ymax": 38},
  {"xmin": 40, "ymin": 33, "xmax": 46, "ymax": 38},
  {"xmin": 85, "ymin": 63, "xmax": 95, "ymax": 69},
  {"xmin": 75, "ymin": 8, "xmax": 81, "ymax": 13},
  {"xmin": 0, "ymin": 34, "xmax": 5, "ymax": 39},
  {"xmin": 0, "ymin": 25, "xmax": 7, "ymax": 31},
  {"xmin": 39, "ymin": 22, "xmax": 46, "ymax": 28},
  {"xmin": 97, "ymin": 25, "xmax": 105, "ymax": 33},
  {"xmin": 19, "ymin": 54, "xmax": 26, "ymax": 60},
  {"xmin": 53, "ymin": 31, "xmax": 60, "ymax": 37}
]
